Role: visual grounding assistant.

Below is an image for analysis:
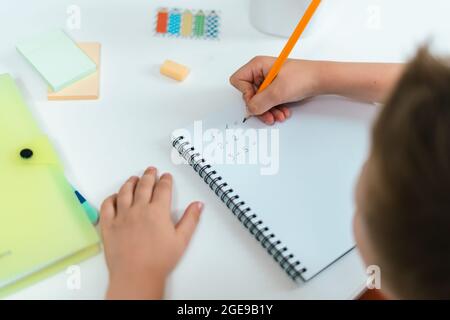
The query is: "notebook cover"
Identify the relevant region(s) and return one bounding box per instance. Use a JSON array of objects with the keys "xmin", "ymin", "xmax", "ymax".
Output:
[
  {"xmin": 16, "ymin": 29, "xmax": 96, "ymax": 92},
  {"xmin": 0, "ymin": 74, "xmax": 100, "ymax": 298},
  {"xmin": 47, "ymin": 42, "xmax": 101, "ymax": 100}
]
